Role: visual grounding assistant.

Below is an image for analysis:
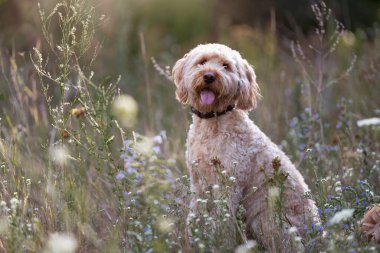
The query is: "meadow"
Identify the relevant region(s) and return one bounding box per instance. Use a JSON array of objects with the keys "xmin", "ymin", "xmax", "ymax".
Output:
[{"xmin": 0, "ymin": 0, "xmax": 379, "ymax": 252}]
